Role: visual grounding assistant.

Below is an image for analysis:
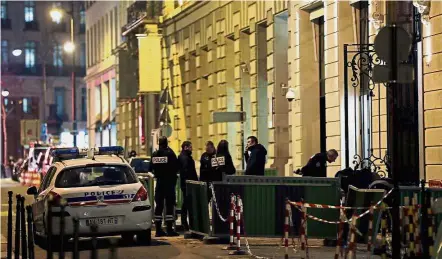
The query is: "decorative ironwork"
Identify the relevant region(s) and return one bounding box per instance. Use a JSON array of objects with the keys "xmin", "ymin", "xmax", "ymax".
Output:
[{"xmin": 344, "ymin": 44, "xmax": 391, "ymax": 179}]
